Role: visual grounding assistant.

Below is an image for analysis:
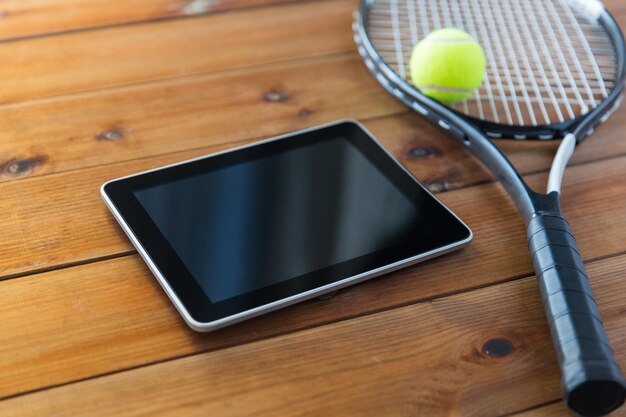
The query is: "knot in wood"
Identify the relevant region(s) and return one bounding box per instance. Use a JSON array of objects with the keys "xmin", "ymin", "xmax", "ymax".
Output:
[
  {"xmin": 2, "ymin": 156, "xmax": 47, "ymax": 178},
  {"xmin": 481, "ymin": 338, "xmax": 514, "ymax": 358},
  {"xmin": 97, "ymin": 129, "xmax": 124, "ymax": 141},
  {"xmin": 263, "ymin": 91, "xmax": 289, "ymax": 103},
  {"xmin": 409, "ymin": 146, "xmax": 442, "ymax": 158}
]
